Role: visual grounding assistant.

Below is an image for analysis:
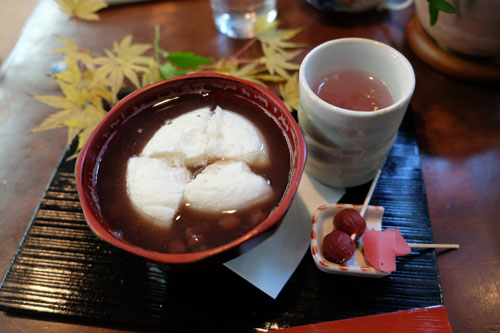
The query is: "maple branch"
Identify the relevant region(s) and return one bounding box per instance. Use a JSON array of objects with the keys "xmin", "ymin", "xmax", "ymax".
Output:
[
  {"xmin": 232, "ymin": 38, "xmax": 257, "ymax": 60},
  {"xmin": 154, "ymin": 25, "xmax": 161, "ymax": 64}
]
